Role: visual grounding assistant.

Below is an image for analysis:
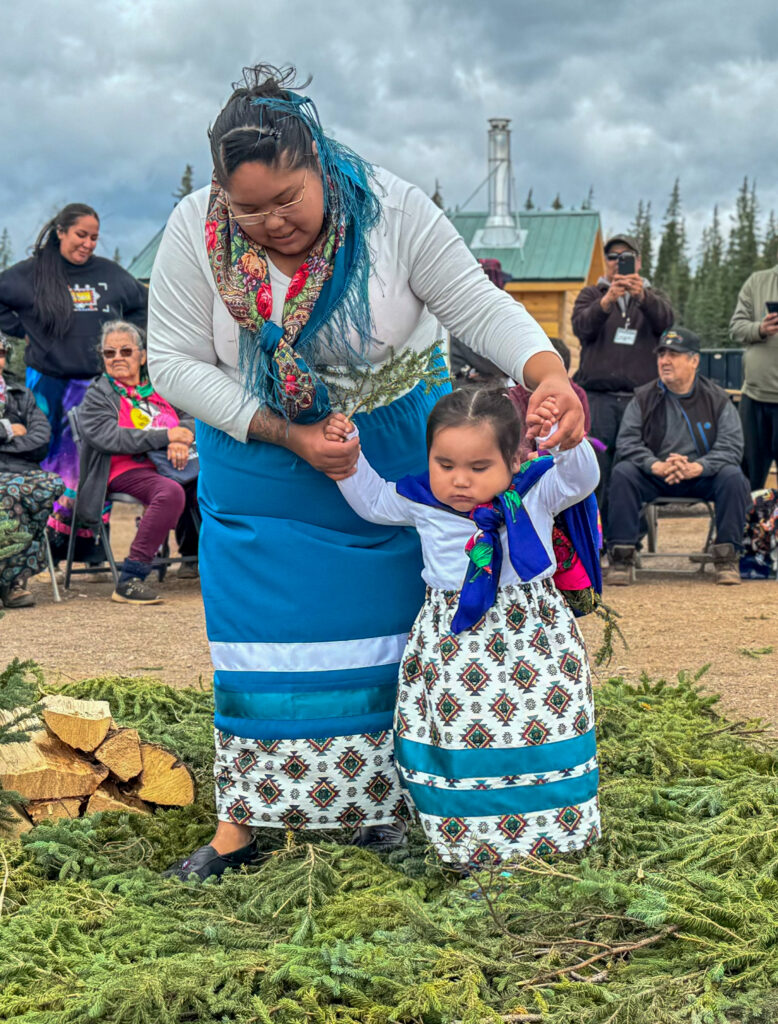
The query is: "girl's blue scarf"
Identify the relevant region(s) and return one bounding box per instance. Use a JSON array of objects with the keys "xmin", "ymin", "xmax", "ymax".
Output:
[{"xmin": 396, "ymin": 458, "xmax": 555, "ymax": 633}]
